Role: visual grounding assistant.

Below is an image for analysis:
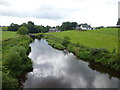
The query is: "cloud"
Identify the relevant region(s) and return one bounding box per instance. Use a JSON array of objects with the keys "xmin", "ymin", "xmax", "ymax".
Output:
[
  {"xmin": 0, "ymin": 0, "xmax": 119, "ymax": 26},
  {"xmin": 0, "ymin": 4, "xmax": 74, "ymax": 20},
  {"xmin": 0, "ymin": 0, "xmax": 10, "ymax": 6}
]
